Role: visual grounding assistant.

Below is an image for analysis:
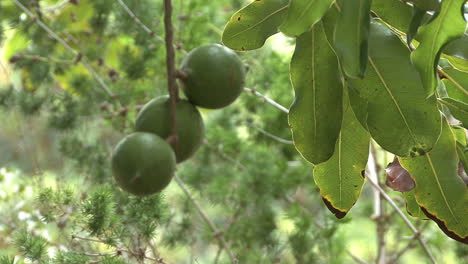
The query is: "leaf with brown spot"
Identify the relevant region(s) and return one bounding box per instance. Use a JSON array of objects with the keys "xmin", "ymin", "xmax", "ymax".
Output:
[
  {"xmin": 404, "ymin": 190, "xmax": 429, "ymax": 220},
  {"xmin": 400, "ymin": 121, "xmax": 468, "ymax": 244},
  {"xmin": 222, "ymin": 0, "xmax": 289, "ymax": 51},
  {"xmin": 314, "ymin": 89, "xmax": 370, "ymax": 218}
]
